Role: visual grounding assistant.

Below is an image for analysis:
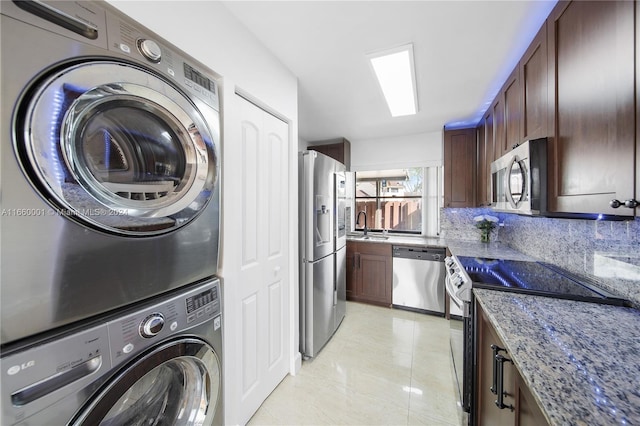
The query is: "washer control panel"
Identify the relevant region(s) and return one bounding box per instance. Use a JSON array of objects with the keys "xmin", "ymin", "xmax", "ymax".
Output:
[
  {"xmin": 107, "ymin": 279, "xmax": 221, "ymax": 364},
  {"xmin": 0, "ymin": 278, "xmax": 221, "ymax": 425},
  {"xmin": 139, "ymin": 313, "xmax": 165, "ymax": 338}
]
